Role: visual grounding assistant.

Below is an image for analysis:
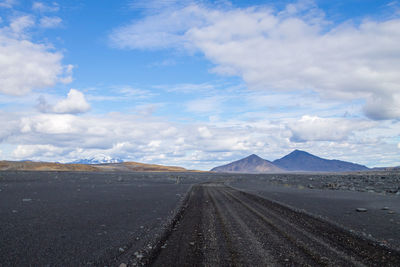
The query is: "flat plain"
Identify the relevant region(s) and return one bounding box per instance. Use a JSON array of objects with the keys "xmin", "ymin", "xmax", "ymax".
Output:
[{"xmin": 0, "ymin": 171, "xmax": 399, "ymax": 266}]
